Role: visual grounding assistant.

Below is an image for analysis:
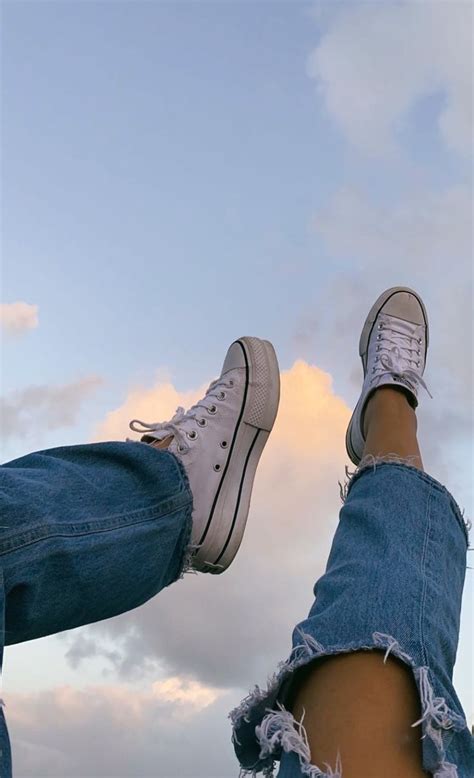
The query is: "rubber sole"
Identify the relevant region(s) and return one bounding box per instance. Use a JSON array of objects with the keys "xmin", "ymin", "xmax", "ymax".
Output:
[{"xmin": 197, "ymin": 337, "xmax": 280, "ymax": 573}]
